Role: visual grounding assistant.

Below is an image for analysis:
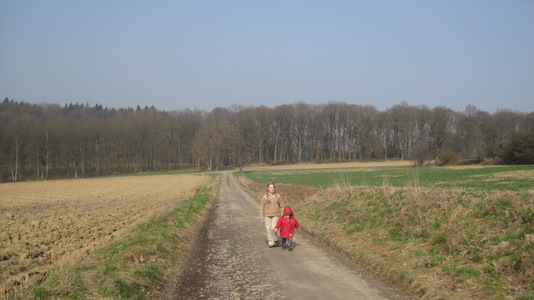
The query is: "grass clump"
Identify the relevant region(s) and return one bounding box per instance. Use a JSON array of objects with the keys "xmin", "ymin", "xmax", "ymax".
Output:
[{"xmin": 25, "ymin": 174, "xmax": 219, "ymax": 299}]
